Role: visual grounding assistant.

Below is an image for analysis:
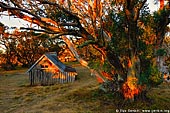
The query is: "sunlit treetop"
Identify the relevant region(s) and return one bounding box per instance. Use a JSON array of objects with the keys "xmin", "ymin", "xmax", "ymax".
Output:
[
  {"xmin": 1, "ymin": 0, "xmax": 162, "ymax": 40},
  {"xmin": 0, "ymin": 0, "xmax": 116, "ymax": 40}
]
